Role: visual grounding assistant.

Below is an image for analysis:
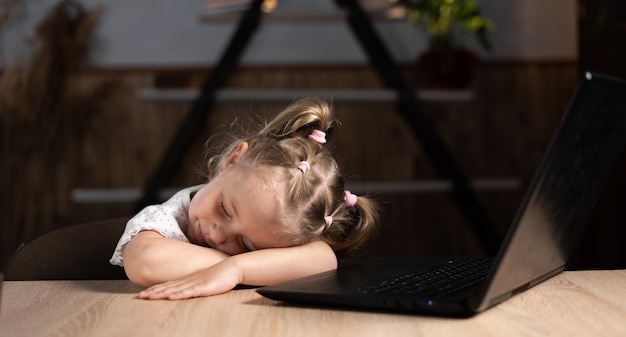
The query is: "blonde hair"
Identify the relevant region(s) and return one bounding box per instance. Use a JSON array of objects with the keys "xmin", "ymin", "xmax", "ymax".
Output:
[{"xmin": 201, "ymin": 98, "xmax": 380, "ymax": 256}]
